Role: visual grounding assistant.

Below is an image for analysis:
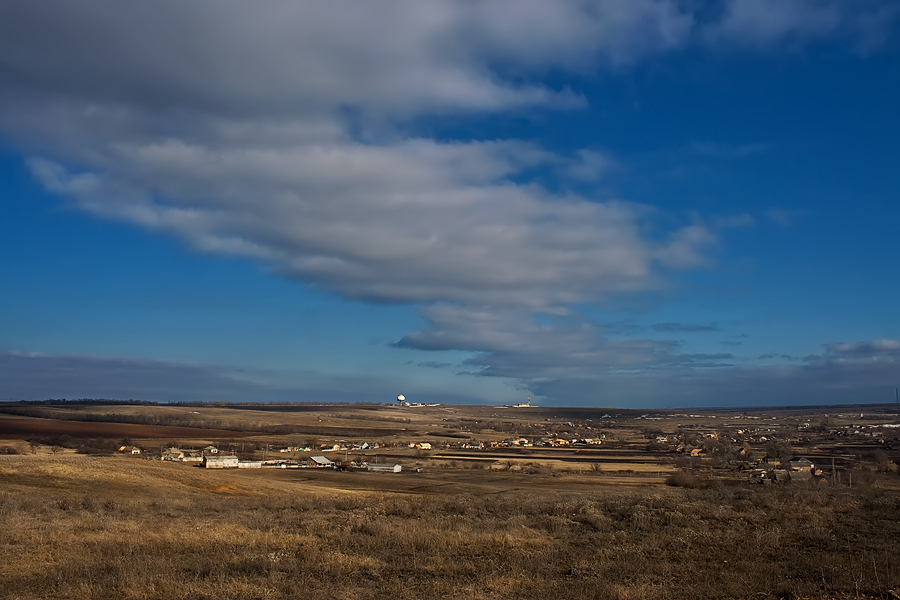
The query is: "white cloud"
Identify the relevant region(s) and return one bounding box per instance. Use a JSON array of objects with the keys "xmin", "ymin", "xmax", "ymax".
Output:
[
  {"xmin": 565, "ymin": 150, "xmax": 615, "ymax": 182},
  {"xmin": 3, "ymin": 1, "xmax": 898, "ymax": 401},
  {"xmin": 707, "ymin": 0, "xmax": 900, "ymax": 49},
  {"xmin": 0, "ymin": 1, "xmax": 696, "ymax": 121},
  {"xmin": 765, "ymin": 208, "xmax": 804, "ymax": 227},
  {"xmin": 709, "ymin": 0, "xmax": 840, "ymax": 45},
  {"xmin": 29, "ymin": 142, "xmax": 712, "ymax": 309}
]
